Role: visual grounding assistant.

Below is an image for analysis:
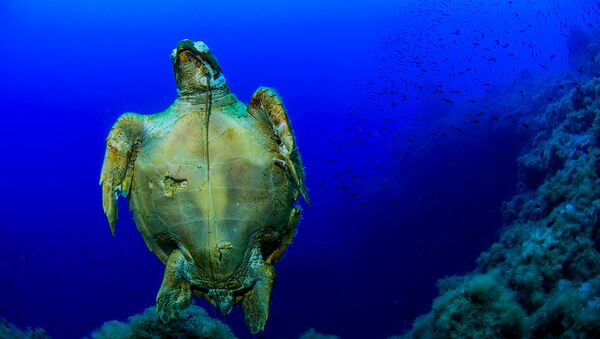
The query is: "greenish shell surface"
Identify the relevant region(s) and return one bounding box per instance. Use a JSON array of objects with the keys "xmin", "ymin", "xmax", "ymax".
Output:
[{"xmin": 129, "ymin": 99, "xmax": 296, "ymax": 281}]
